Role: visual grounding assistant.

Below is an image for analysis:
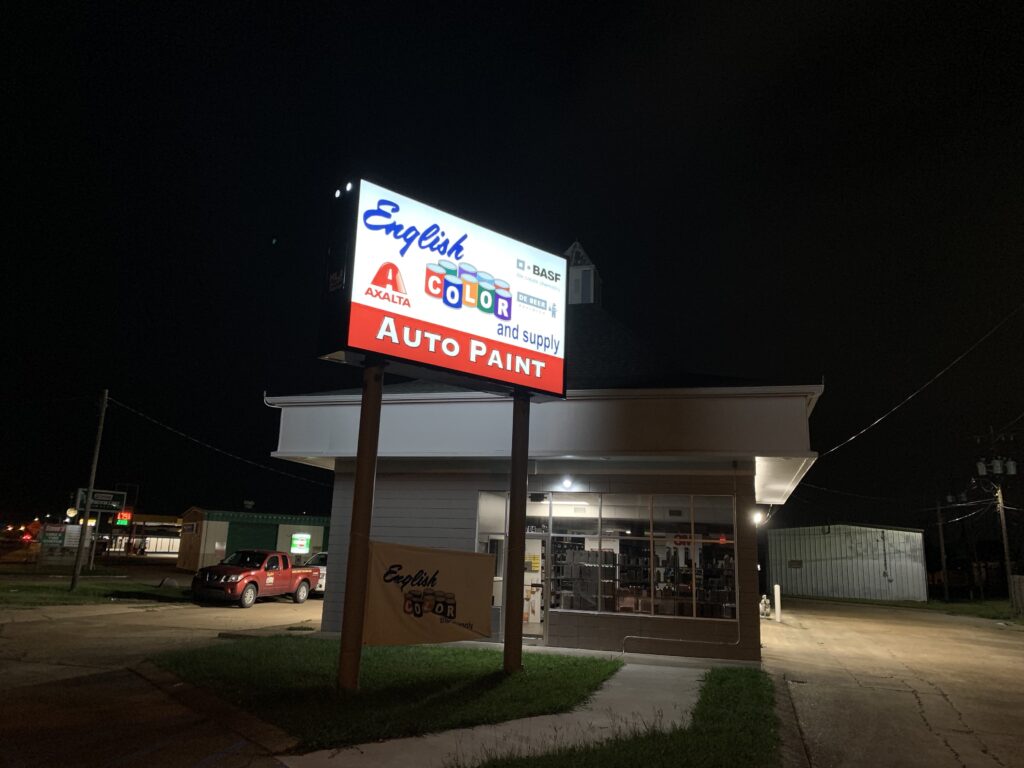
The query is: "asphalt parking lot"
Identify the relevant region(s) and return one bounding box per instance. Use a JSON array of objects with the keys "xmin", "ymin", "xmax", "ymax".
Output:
[{"xmin": 761, "ymin": 598, "xmax": 1024, "ymax": 768}]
